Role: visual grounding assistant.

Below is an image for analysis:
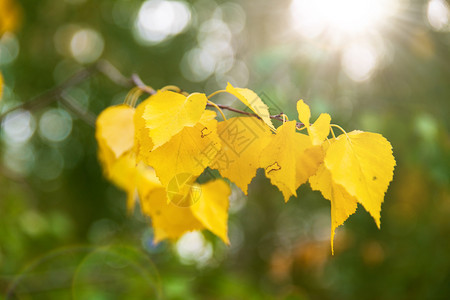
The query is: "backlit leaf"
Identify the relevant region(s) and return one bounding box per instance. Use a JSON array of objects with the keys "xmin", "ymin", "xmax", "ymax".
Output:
[
  {"xmin": 96, "ymin": 104, "xmax": 135, "ymax": 165},
  {"xmin": 145, "ymin": 110, "xmax": 221, "ymax": 186},
  {"xmin": 297, "ymin": 100, "xmax": 331, "ymax": 145},
  {"xmin": 191, "ymin": 179, "xmax": 231, "ymax": 244},
  {"xmin": 226, "ymin": 83, "xmax": 275, "ymax": 131},
  {"xmin": 211, "ymin": 117, "xmax": 272, "ymax": 194},
  {"xmin": 260, "ymin": 121, "xmax": 323, "ymax": 202},
  {"xmin": 134, "ymin": 96, "xmax": 154, "ymax": 163},
  {"xmin": 324, "ymin": 131, "xmax": 396, "ymax": 227},
  {"xmin": 309, "ymin": 163, "xmax": 358, "ymax": 254},
  {"xmin": 138, "ymin": 171, "xmax": 205, "ymax": 243},
  {"xmin": 143, "ymin": 91, "xmax": 207, "ymax": 149}
]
